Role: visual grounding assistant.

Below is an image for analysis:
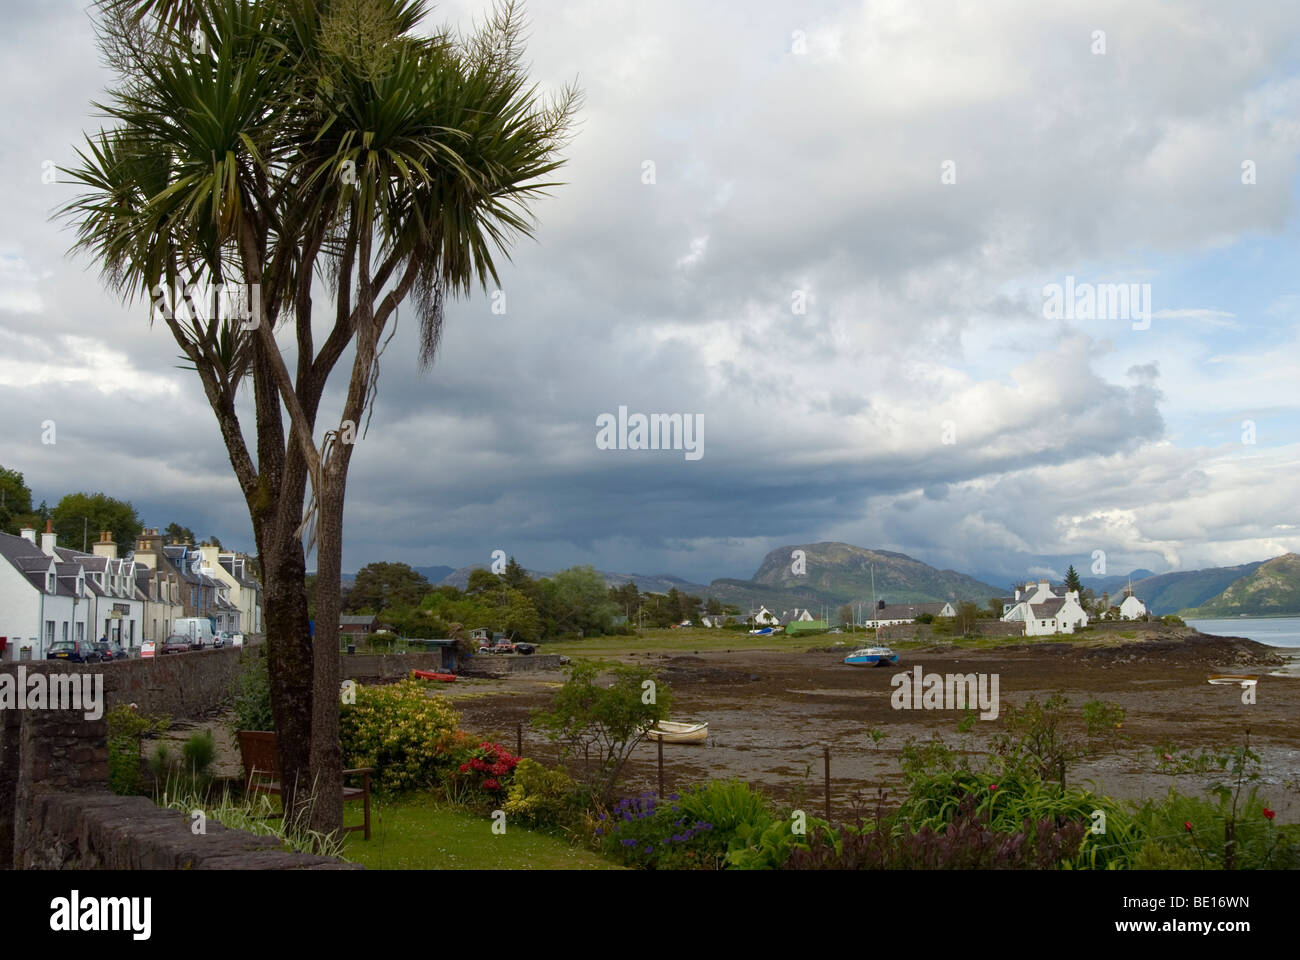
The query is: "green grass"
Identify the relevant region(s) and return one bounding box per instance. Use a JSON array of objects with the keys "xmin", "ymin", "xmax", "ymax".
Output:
[
  {"xmin": 543, "ymin": 627, "xmax": 832, "ymax": 657},
  {"xmin": 342, "ymin": 792, "xmax": 620, "ymax": 869}
]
